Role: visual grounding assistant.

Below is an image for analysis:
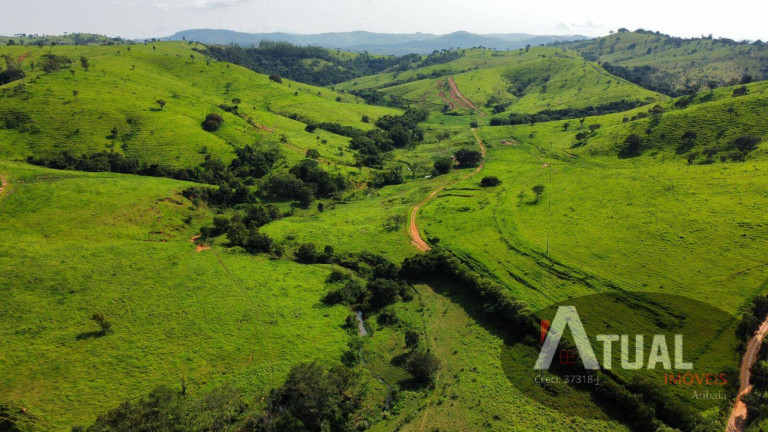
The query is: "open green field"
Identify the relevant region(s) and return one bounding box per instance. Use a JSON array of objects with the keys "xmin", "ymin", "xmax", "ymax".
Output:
[
  {"xmin": 419, "ymin": 81, "xmax": 768, "ymax": 312},
  {"xmin": 0, "ymin": 161, "xmax": 352, "ymax": 429}
]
